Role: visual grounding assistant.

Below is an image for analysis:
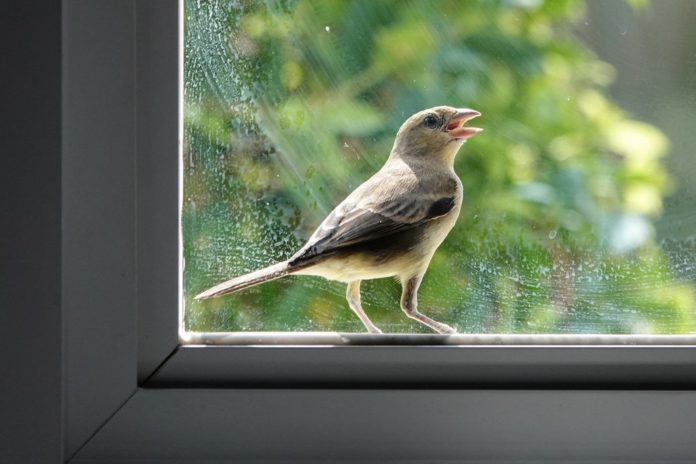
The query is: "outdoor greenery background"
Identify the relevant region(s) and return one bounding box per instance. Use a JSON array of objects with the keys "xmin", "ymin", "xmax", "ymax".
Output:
[{"xmin": 183, "ymin": 0, "xmax": 696, "ymax": 333}]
